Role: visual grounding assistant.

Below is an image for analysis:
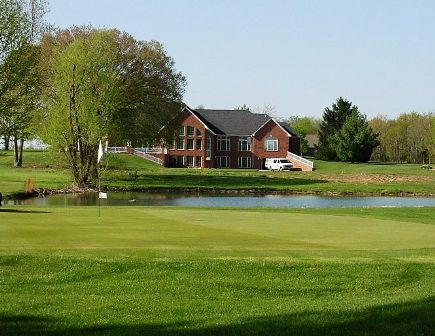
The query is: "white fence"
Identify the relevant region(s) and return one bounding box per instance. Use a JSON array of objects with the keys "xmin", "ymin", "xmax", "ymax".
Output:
[
  {"xmin": 134, "ymin": 147, "xmax": 162, "ymax": 154},
  {"xmin": 107, "ymin": 147, "xmax": 128, "ymax": 153},
  {"xmin": 133, "ymin": 149, "xmax": 163, "ymax": 165},
  {"xmin": 287, "ymin": 152, "xmax": 314, "ymax": 169}
]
